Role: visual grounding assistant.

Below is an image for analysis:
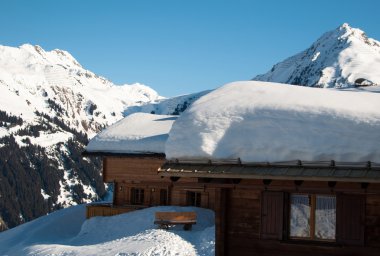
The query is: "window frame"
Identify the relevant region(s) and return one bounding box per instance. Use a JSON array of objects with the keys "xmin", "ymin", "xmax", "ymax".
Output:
[
  {"xmin": 160, "ymin": 188, "xmax": 168, "ymax": 205},
  {"xmin": 130, "ymin": 187, "xmax": 145, "ymax": 205},
  {"xmin": 186, "ymin": 191, "xmax": 201, "ymax": 207},
  {"xmin": 289, "ymin": 193, "xmax": 336, "ymax": 242}
]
